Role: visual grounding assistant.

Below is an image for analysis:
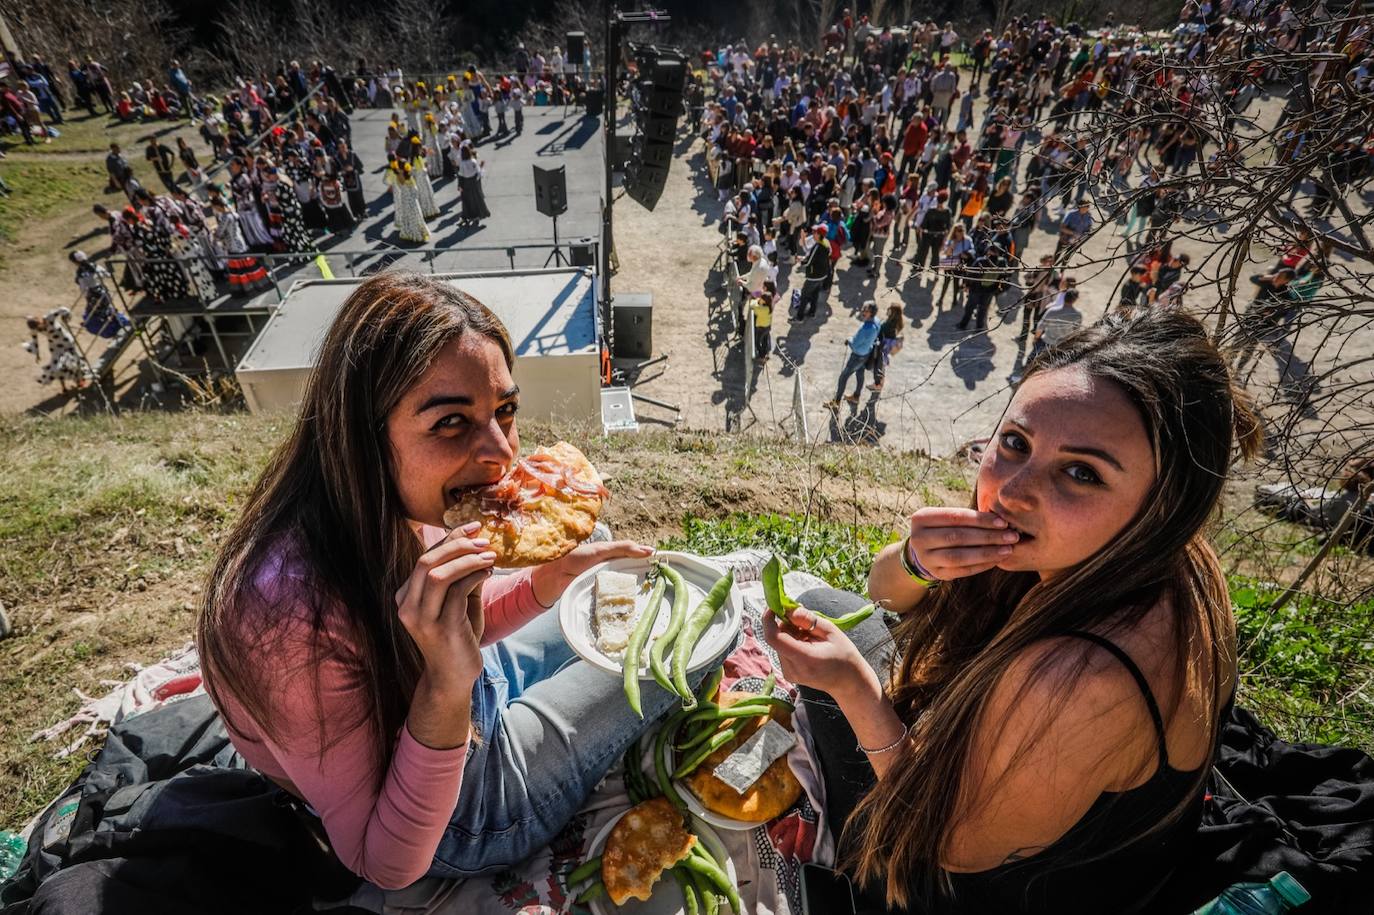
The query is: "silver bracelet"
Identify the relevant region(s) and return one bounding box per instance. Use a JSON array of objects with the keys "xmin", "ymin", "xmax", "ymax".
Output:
[{"xmin": 858, "ymin": 723, "xmax": 914, "ymax": 756}]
